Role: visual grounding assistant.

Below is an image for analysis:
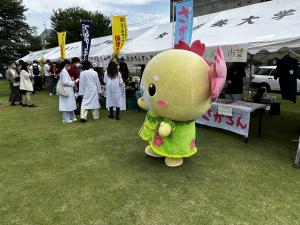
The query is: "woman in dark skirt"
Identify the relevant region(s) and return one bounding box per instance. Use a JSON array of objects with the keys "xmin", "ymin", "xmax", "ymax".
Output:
[{"xmin": 6, "ymin": 61, "xmax": 21, "ymax": 106}]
